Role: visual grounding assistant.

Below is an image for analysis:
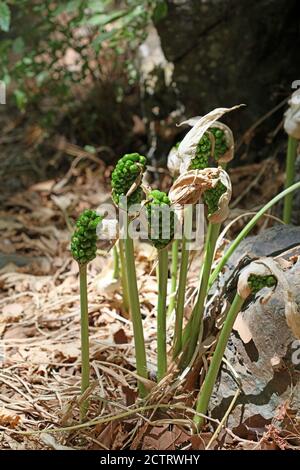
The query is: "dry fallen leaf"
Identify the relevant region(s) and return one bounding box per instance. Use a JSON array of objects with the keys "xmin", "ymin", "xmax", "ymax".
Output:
[{"xmin": 0, "ymin": 408, "xmax": 21, "ymax": 428}]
